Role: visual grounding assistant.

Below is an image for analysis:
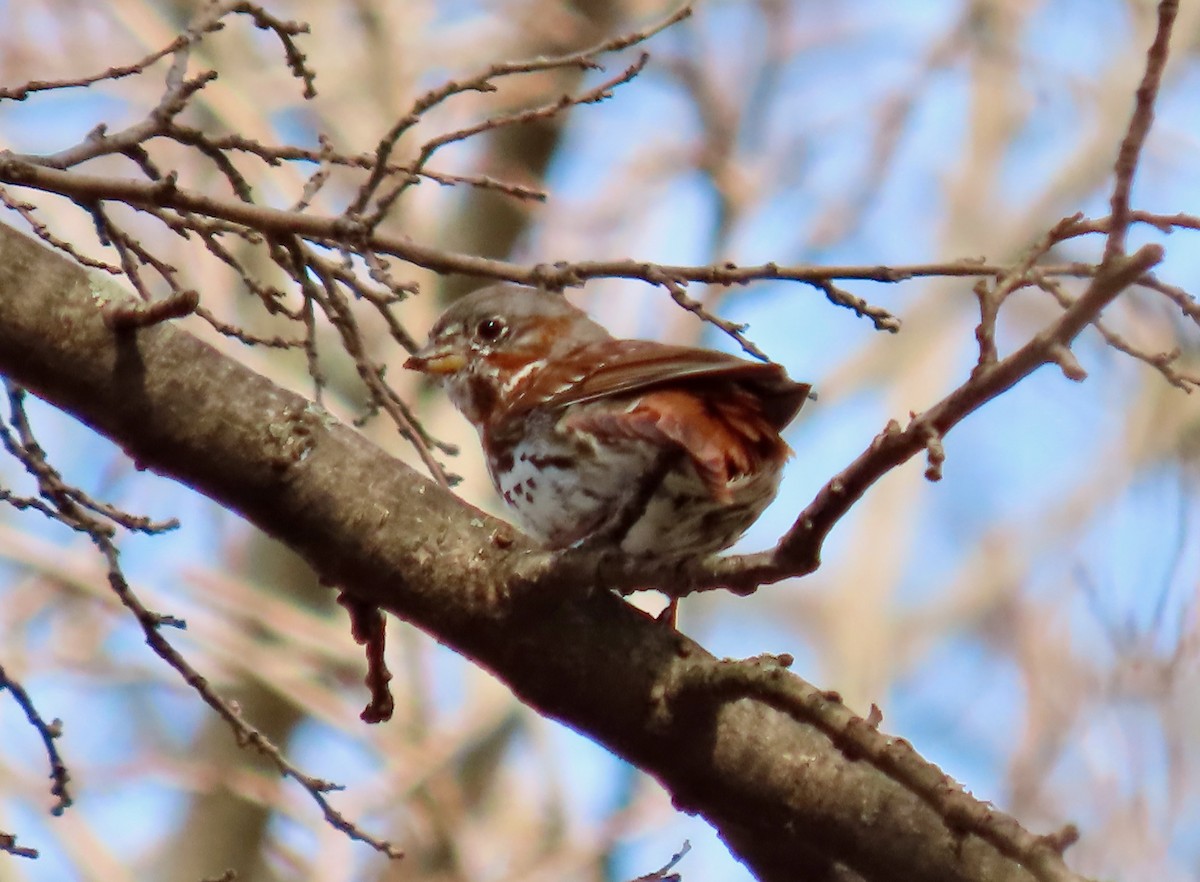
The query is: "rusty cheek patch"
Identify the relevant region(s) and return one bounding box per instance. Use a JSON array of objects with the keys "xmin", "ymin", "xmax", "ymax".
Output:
[{"xmin": 466, "ymin": 372, "xmax": 500, "ymax": 422}]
